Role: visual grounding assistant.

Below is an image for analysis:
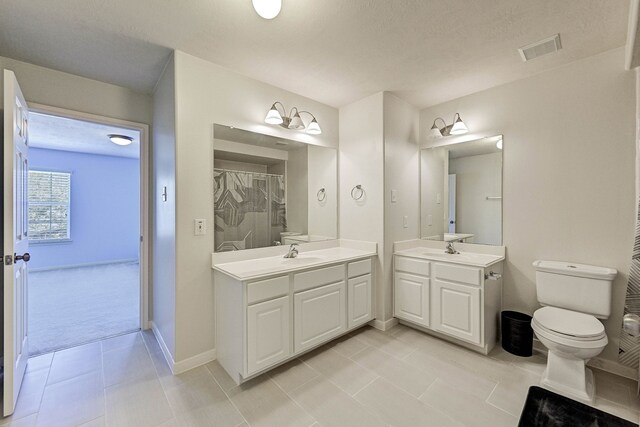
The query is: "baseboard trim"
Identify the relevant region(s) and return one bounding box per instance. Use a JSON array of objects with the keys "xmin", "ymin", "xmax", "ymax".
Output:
[
  {"xmin": 173, "ymin": 348, "xmax": 217, "ymax": 375},
  {"xmin": 533, "ymin": 338, "xmax": 638, "ymax": 381},
  {"xmin": 30, "ymin": 258, "xmax": 139, "ymax": 272},
  {"xmin": 150, "ymin": 321, "xmax": 176, "ymax": 375},
  {"xmin": 369, "ymin": 317, "xmax": 398, "ymax": 332}
]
